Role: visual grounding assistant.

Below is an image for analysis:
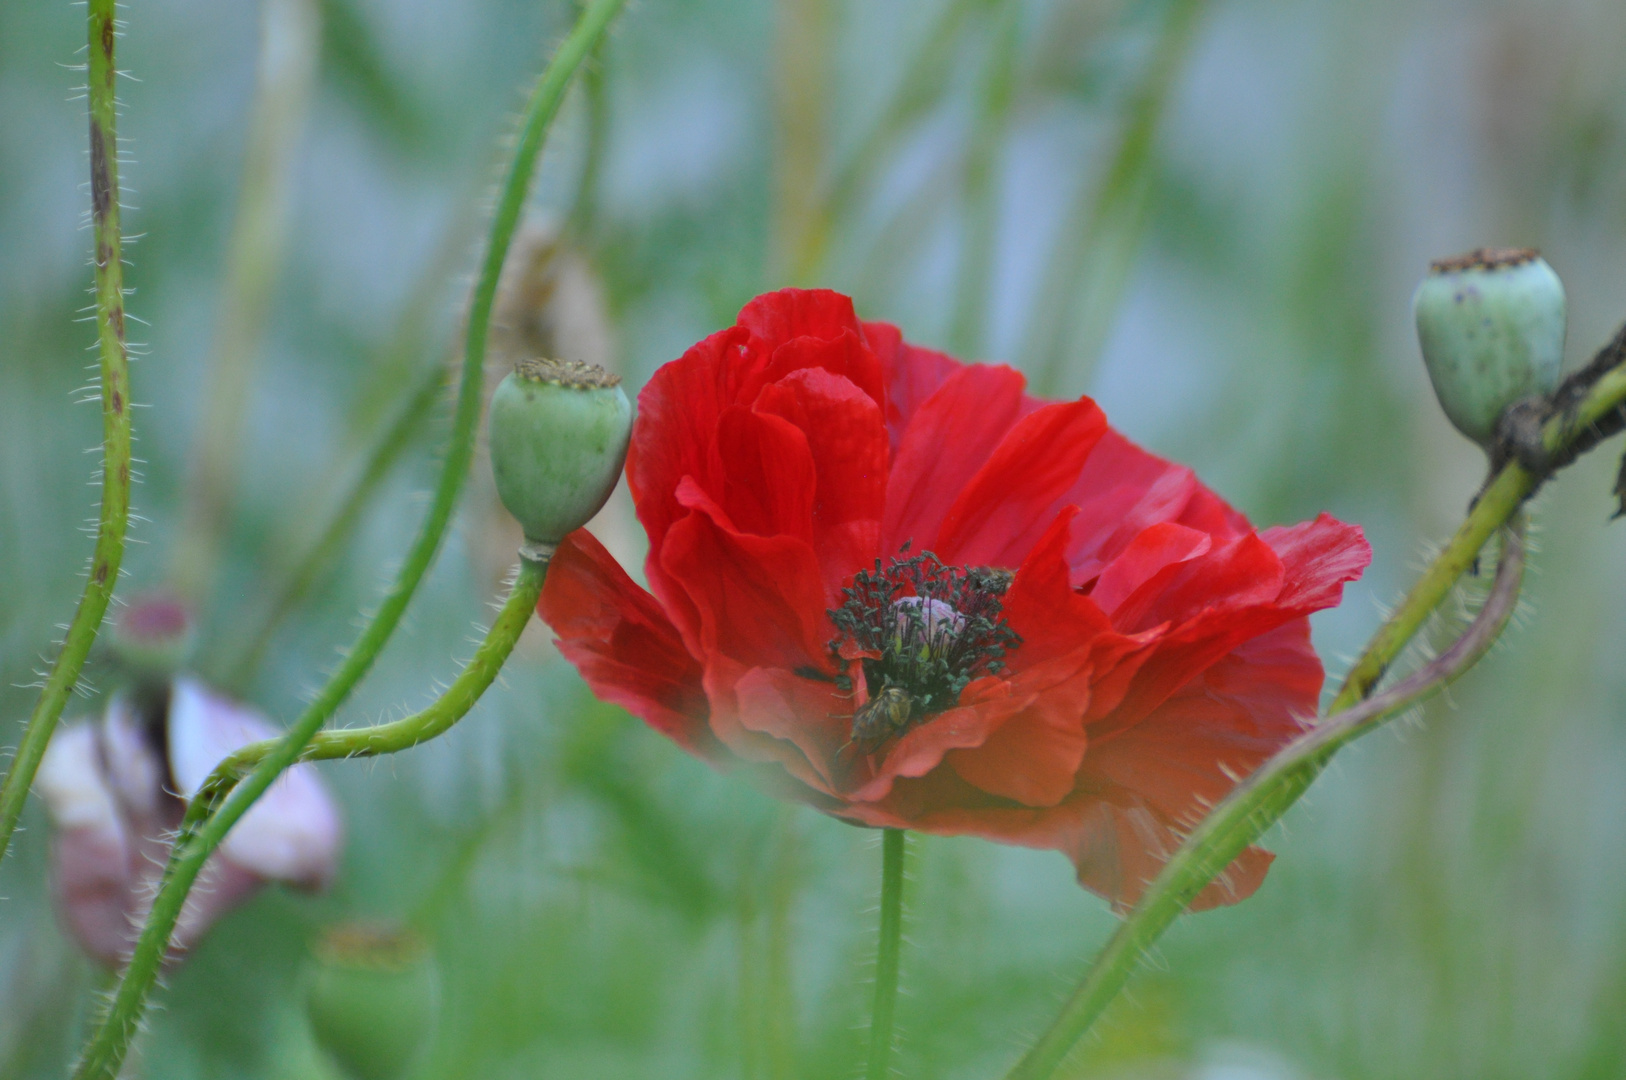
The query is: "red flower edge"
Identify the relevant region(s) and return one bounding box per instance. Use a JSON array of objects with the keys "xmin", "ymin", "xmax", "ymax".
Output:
[{"xmin": 539, "ymin": 289, "xmax": 1369, "ymax": 911}]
